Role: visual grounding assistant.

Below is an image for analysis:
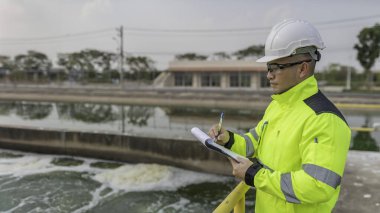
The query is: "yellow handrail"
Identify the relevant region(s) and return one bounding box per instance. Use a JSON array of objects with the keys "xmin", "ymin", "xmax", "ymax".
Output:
[
  {"xmin": 351, "ymin": 127, "xmax": 375, "ymax": 132},
  {"xmin": 335, "ymin": 103, "xmax": 380, "ymax": 109},
  {"xmin": 214, "ymin": 181, "xmax": 251, "ymax": 213}
]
